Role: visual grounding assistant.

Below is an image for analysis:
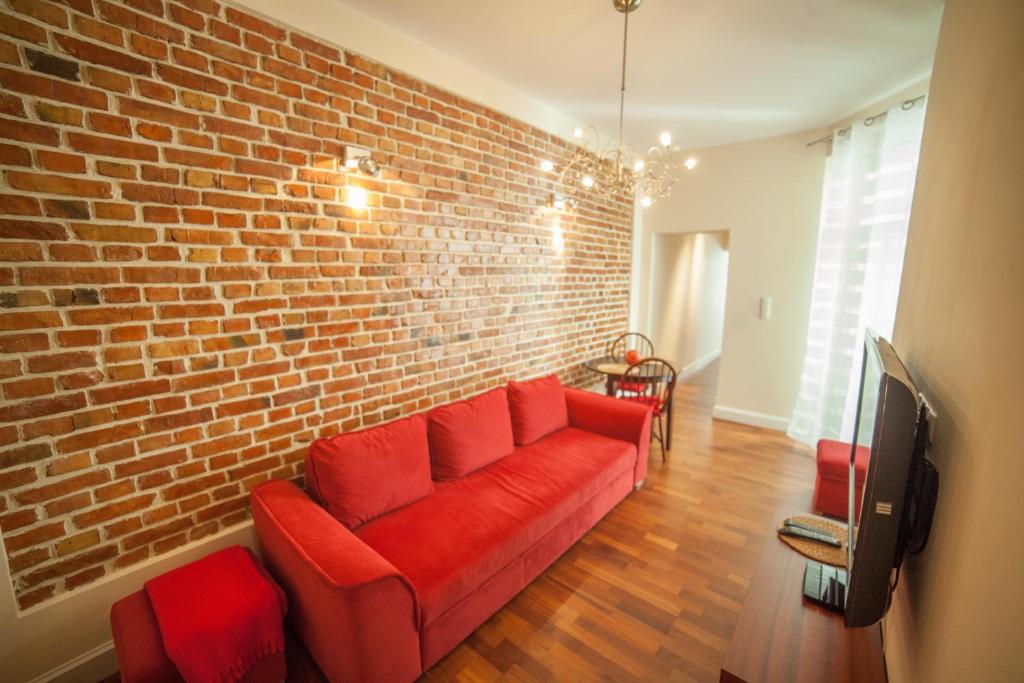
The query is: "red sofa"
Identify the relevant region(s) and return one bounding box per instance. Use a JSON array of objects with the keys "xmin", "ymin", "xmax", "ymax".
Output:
[{"xmin": 251, "ymin": 375, "xmax": 651, "ymax": 682}]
